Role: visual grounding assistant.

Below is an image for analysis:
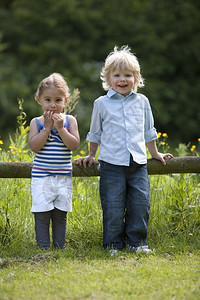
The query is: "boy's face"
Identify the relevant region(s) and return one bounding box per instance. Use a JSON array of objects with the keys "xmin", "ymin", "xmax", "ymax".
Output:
[{"xmin": 109, "ymin": 68, "xmax": 135, "ymax": 96}]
